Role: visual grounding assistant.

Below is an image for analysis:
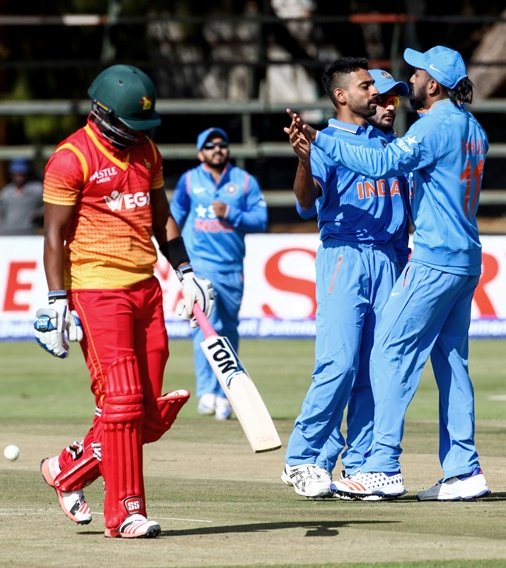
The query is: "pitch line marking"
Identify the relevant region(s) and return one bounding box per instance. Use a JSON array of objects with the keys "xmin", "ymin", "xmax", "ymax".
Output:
[
  {"xmin": 0, "ymin": 508, "xmax": 213, "ymax": 523},
  {"xmin": 487, "ymin": 394, "xmax": 506, "ymax": 401}
]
